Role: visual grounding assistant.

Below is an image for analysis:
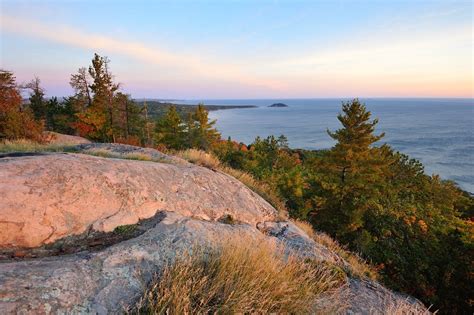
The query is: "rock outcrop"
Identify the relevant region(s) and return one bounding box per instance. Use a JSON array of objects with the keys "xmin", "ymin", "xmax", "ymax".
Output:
[
  {"xmin": 43, "ymin": 131, "xmax": 91, "ymax": 145},
  {"xmin": 0, "ymin": 144, "xmax": 428, "ymax": 313},
  {"xmin": 0, "ymin": 152, "xmax": 277, "ymax": 248}
]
